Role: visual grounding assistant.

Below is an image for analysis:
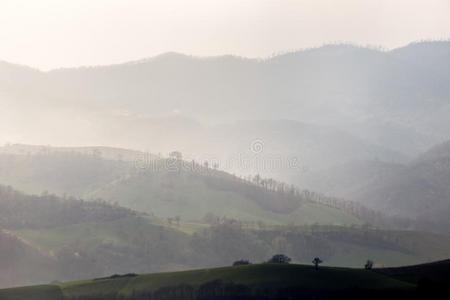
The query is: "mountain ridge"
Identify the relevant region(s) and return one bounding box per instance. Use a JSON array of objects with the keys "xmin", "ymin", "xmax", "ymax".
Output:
[{"xmin": 2, "ymin": 41, "xmax": 448, "ymax": 72}]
